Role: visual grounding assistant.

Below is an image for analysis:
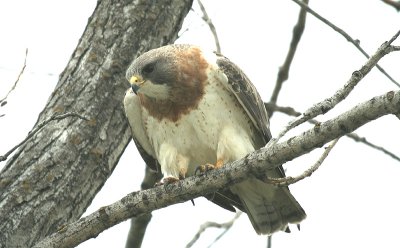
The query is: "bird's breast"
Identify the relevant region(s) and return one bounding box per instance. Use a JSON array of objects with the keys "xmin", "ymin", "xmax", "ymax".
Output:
[{"xmin": 142, "ymin": 72, "xmax": 255, "ymax": 175}]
